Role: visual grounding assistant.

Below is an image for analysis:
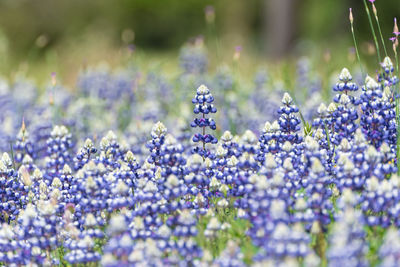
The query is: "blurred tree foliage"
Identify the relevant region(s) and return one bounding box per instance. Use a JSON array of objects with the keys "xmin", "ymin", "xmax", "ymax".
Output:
[
  {"xmin": 300, "ymin": 0, "xmax": 400, "ymax": 41},
  {"xmin": 0, "ymin": 0, "xmax": 398, "ymax": 59}
]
